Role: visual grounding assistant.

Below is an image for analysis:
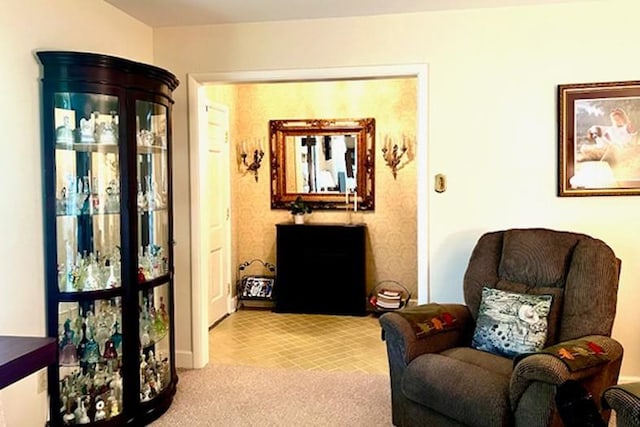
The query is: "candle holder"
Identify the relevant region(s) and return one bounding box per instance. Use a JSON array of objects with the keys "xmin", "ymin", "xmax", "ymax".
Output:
[
  {"xmin": 344, "ymin": 190, "xmax": 359, "ymax": 224},
  {"xmin": 240, "ymin": 147, "xmax": 265, "ymax": 182},
  {"xmin": 381, "ymin": 136, "xmax": 408, "ymax": 180}
]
